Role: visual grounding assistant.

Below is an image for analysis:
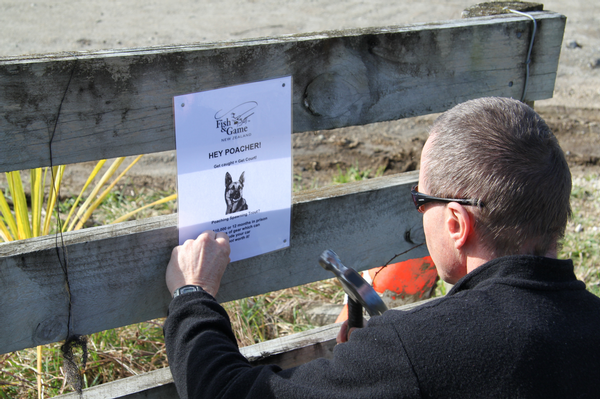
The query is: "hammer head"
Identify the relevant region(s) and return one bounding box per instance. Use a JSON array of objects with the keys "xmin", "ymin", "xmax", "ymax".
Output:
[{"xmin": 319, "ymin": 249, "xmax": 388, "ymax": 317}]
